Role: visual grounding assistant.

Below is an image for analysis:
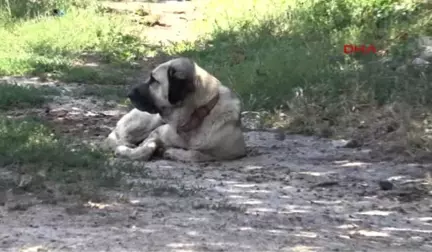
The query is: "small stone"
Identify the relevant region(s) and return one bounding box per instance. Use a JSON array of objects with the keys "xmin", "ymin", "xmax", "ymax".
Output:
[
  {"xmin": 396, "ymin": 65, "xmax": 407, "ymax": 72},
  {"xmin": 274, "ymin": 130, "xmax": 285, "ymax": 141},
  {"xmin": 7, "ymin": 201, "xmax": 33, "ymax": 211},
  {"xmin": 409, "ymin": 236, "xmax": 425, "ymax": 243},
  {"xmin": 412, "ymin": 57, "xmax": 430, "ymax": 66},
  {"xmin": 17, "ymin": 174, "xmax": 33, "ymax": 189},
  {"xmin": 332, "ymin": 139, "xmax": 348, "ymax": 148},
  {"xmin": 20, "ymin": 246, "xmax": 48, "ymax": 252},
  {"xmin": 0, "ymin": 190, "xmax": 7, "ymax": 206},
  {"xmin": 379, "ymin": 180, "xmax": 394, "ymax": 190},
  {"xmin": 65, "ymin": 204, "xmax": 88, "ymax": 215},
  {"xmin": 344, "ymin": 139, "xmax": 361, "ymax": 148},
  {"xmin": 420, "ymin": 46, "xmax": 432, "ymax": 60},
  {"xmin": 129, "ymin": 210, "xmax": 138, "ymax": 220}
]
